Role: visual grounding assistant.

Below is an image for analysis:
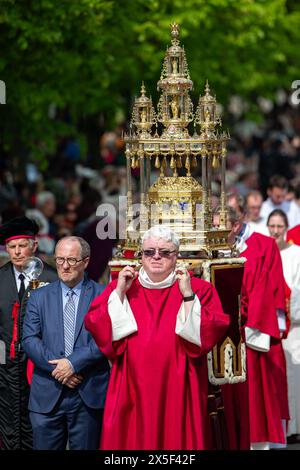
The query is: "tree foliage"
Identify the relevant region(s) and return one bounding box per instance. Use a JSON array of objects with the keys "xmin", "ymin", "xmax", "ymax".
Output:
[{"xmin": 0, "ymin": 0, "xmax": 299, "ymax": 168}]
